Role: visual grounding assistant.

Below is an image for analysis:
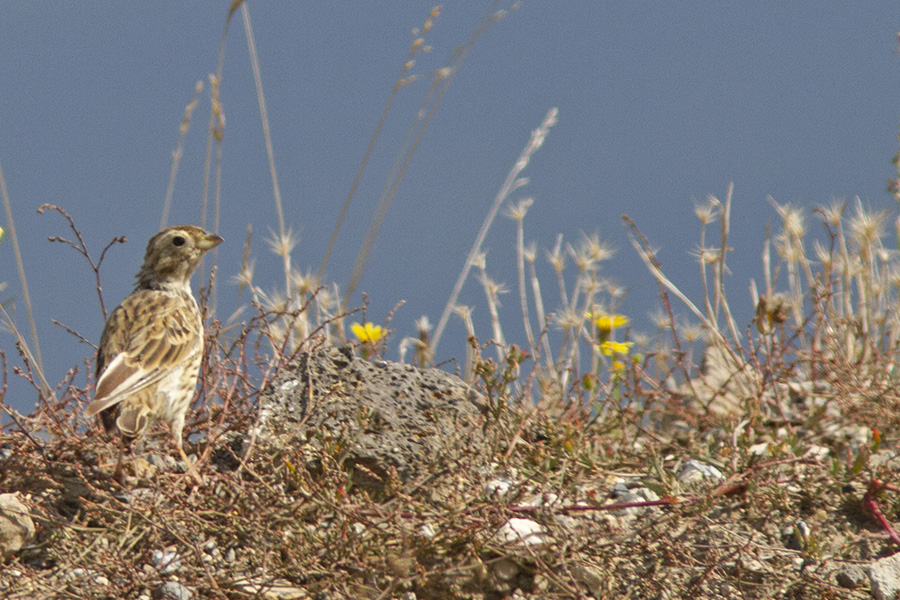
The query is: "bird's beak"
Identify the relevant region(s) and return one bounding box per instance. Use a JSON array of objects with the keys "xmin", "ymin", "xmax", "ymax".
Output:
[{"xmin": 198, "ymin": 233, "xmax": 224, "ymax": 250}]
